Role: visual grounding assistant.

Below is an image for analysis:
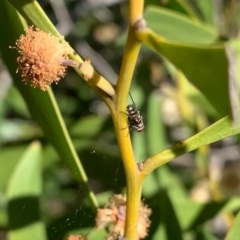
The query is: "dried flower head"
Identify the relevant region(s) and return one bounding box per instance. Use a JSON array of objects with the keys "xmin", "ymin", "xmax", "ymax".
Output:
[
  {"xmin": 65, "ymin": 235, "xmax": 87, "ymax": 240},
  {"xmin": 95, "ymin": 194, "xmax": 151, "ymax": 240},
  {"xmin": 15, "ymin": 26, "xmax": 71, "ymax": 91}
]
